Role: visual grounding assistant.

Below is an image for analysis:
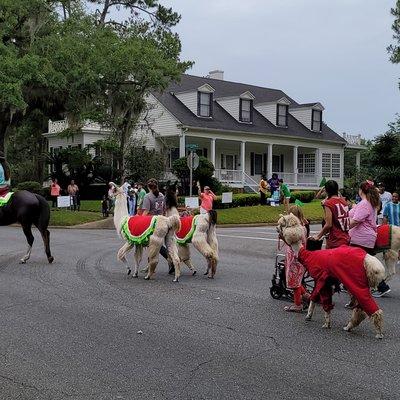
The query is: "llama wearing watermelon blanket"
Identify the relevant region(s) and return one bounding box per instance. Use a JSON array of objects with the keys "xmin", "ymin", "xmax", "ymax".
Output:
[{"xmin": 277, "ymin": 213, "xmax": 385, "ymax": 339}]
